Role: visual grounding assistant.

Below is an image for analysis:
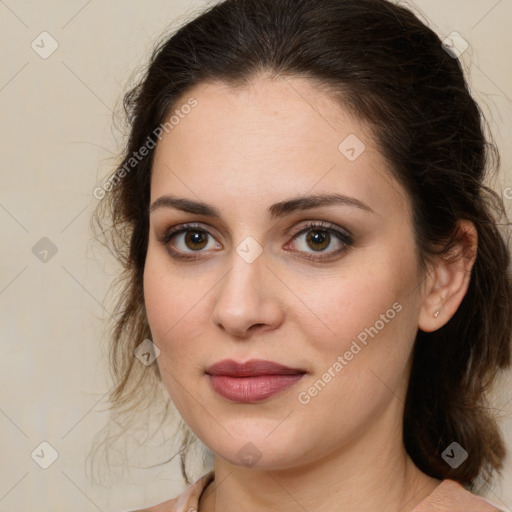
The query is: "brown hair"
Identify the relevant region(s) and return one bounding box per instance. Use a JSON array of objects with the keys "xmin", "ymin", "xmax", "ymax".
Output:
[{"xmin": 91, "ymin": 0, "xmax": 512, "ymax": 489}]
